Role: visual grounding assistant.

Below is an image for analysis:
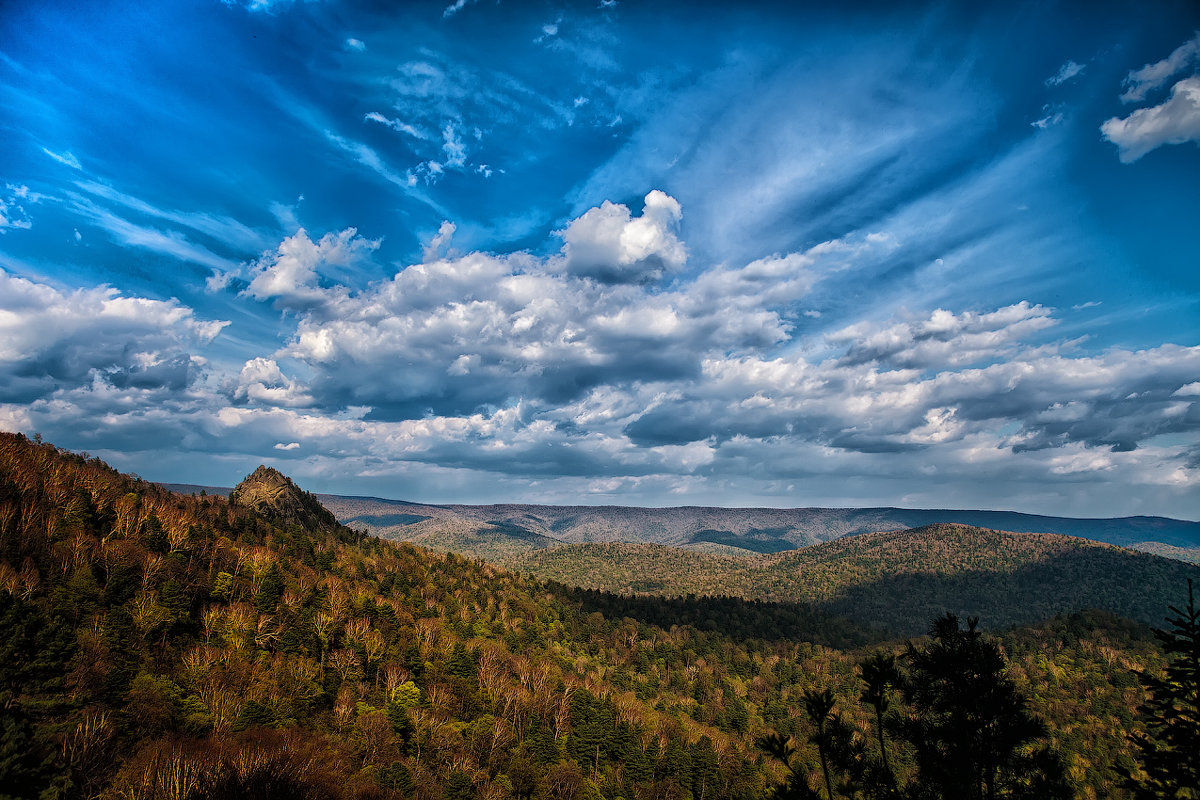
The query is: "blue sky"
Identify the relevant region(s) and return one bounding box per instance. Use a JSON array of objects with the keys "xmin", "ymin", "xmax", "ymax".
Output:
[{"xmin": 1, "ymin": 0, "xmax": 1198, "ymax": 518}]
